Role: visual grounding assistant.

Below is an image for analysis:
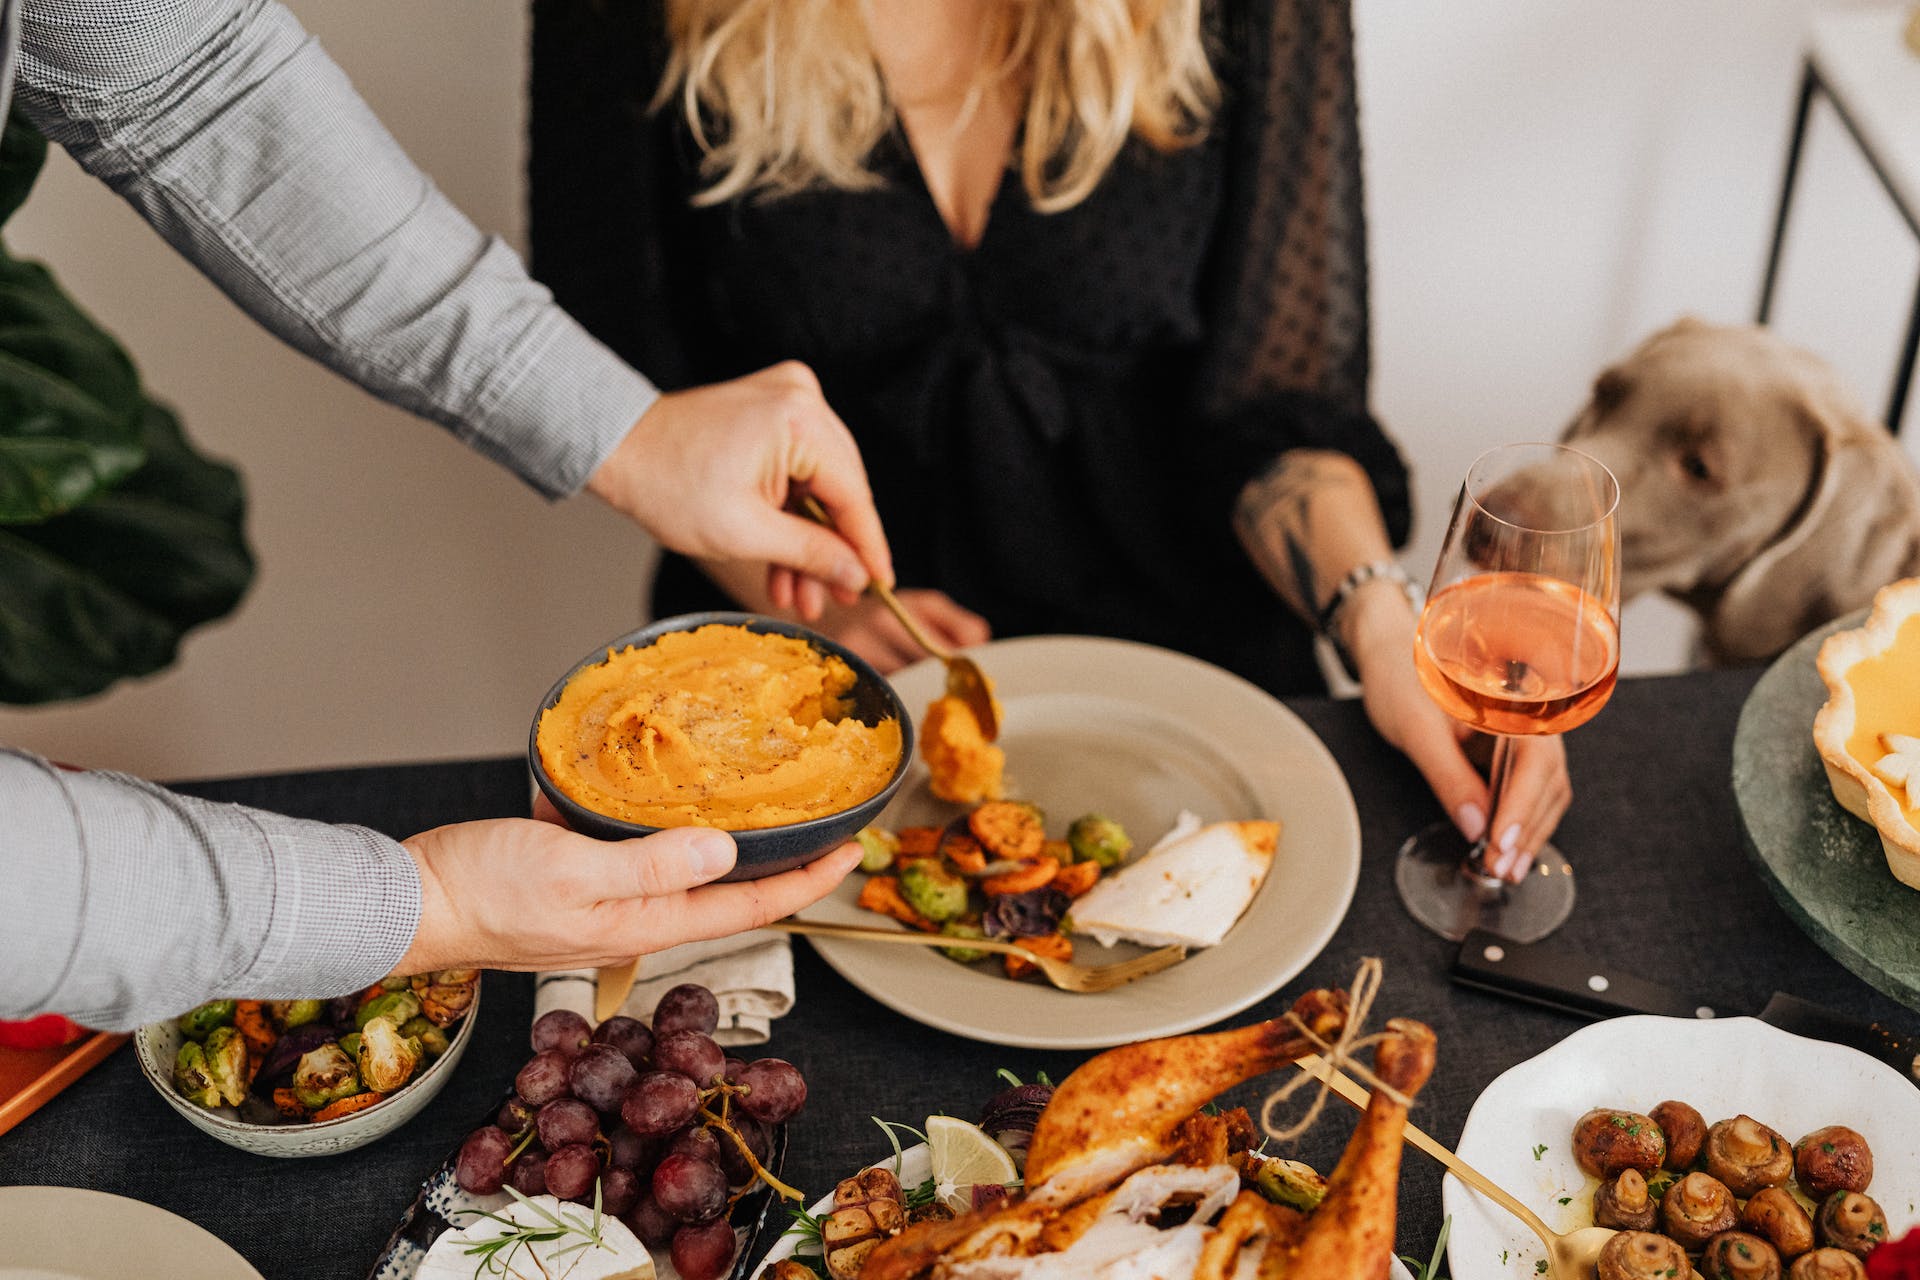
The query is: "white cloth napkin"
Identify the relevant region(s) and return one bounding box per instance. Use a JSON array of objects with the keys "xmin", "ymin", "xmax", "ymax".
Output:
[{"xmin": 533, "ymin": 931, "xmax": 795, "ymax": 1047}]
